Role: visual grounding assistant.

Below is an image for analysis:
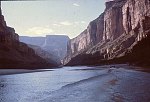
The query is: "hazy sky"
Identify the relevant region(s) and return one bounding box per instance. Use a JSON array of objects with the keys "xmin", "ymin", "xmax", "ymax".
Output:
[{"xmin": 2, "ymin": 0, "xmax": 106, "ymax": 38}]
